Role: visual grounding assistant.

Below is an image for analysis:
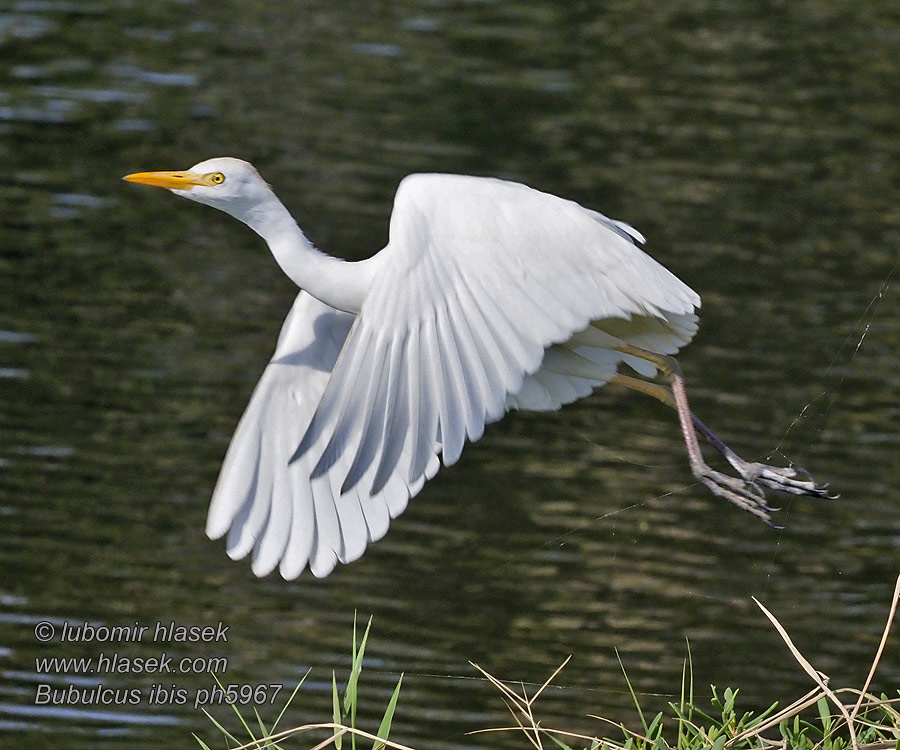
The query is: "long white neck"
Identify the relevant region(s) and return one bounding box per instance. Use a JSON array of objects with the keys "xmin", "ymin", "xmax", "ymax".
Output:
[{"xmin": 240, "ymin": 196, "xmax": 375, "ymax": 314}]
